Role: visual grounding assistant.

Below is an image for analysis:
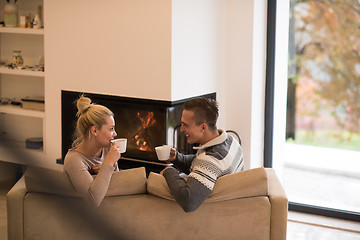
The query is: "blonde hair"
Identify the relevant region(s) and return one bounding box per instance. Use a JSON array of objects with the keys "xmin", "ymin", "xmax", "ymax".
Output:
[{"xmin": 72, "ymin": 95, "xmax": 114, "ymax": 147}]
